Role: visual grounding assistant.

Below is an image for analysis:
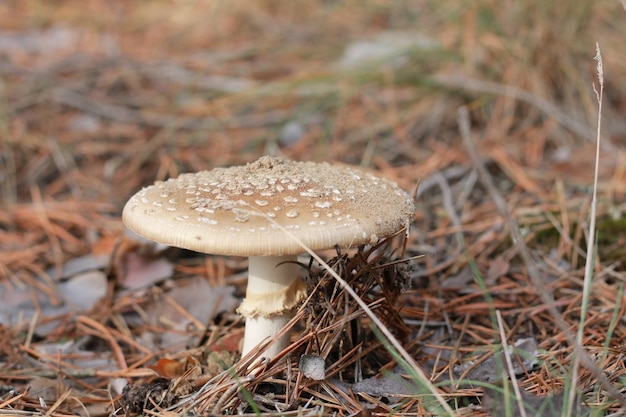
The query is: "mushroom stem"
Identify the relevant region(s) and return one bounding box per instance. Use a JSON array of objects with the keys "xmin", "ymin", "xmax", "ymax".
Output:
[
  {"xmin": 242, "ymin": 313, "xmax": 292, "ymax": 359},
  {"xmin": 240, "ymin": 255, "xmax": 305, "ymax": 358}
]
